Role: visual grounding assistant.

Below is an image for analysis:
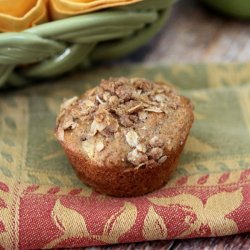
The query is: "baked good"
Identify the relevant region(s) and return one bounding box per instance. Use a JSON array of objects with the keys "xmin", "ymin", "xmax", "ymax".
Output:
[{"xmin": 55, "ymin": 77, "xmax": 194, "ymax": 197}]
